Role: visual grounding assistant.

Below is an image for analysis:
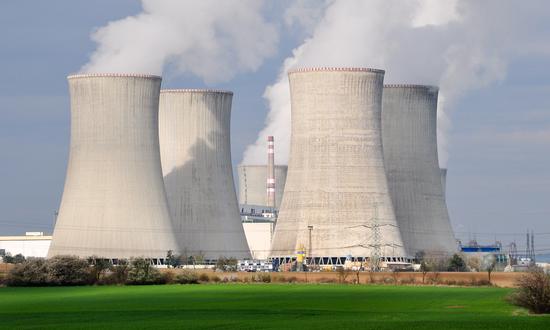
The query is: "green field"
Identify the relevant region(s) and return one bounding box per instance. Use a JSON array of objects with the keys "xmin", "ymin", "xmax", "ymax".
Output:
[{"xmin": 0, "ymin": 284, "xmax": 548, "ymax": 329}]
